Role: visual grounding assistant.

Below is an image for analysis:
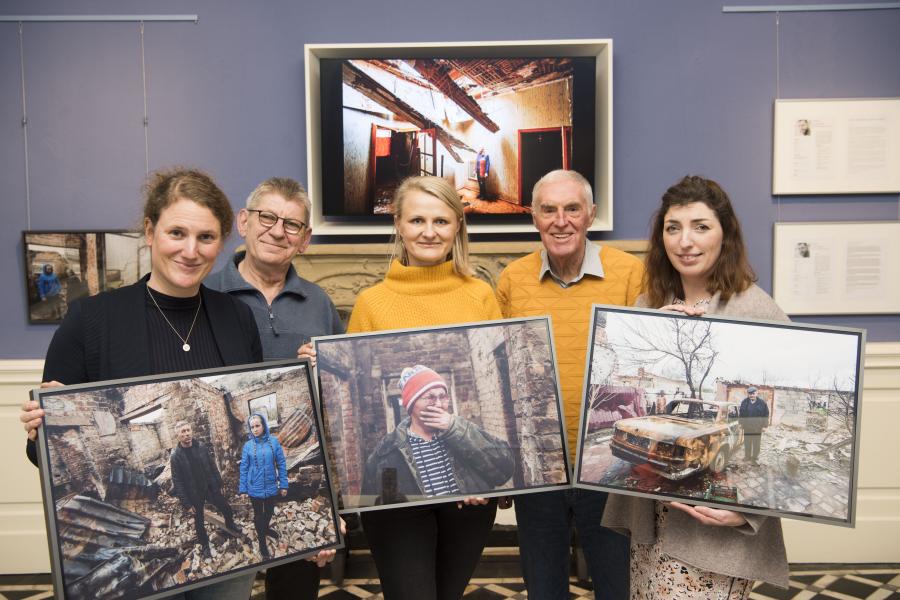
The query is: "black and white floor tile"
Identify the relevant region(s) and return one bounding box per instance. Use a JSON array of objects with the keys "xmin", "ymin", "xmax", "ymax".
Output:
[{"xmin": 2, "ymin": 566, "xmax": 897, "ymax": 599}]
